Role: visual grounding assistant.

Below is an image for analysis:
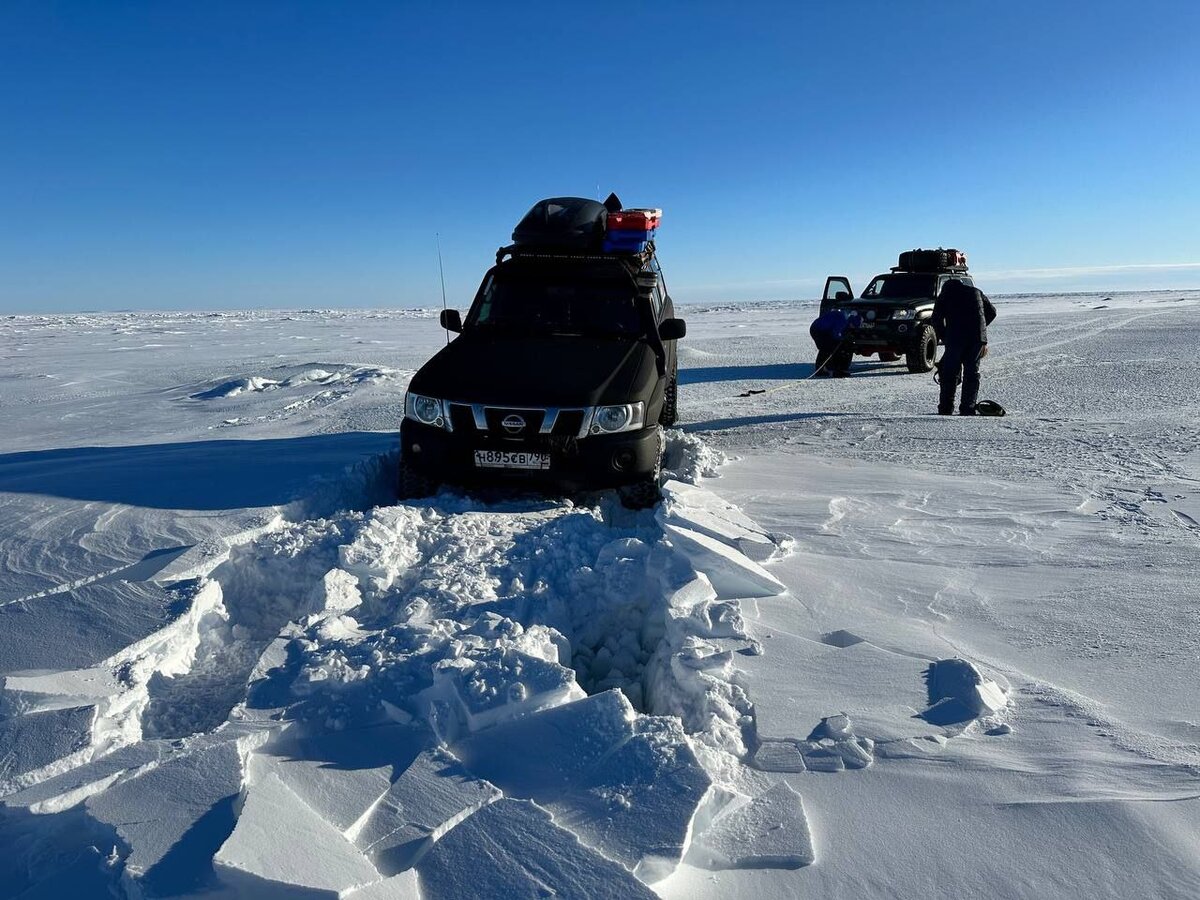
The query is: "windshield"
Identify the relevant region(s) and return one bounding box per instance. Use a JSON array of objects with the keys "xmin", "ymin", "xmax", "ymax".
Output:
[
  {"xmin": 861, "ymin": 273, "xmax": 937, "ymax": 300},
  {"xmin": 469, "ymin": 272, "xmax": 643, "ymax": 338}
]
